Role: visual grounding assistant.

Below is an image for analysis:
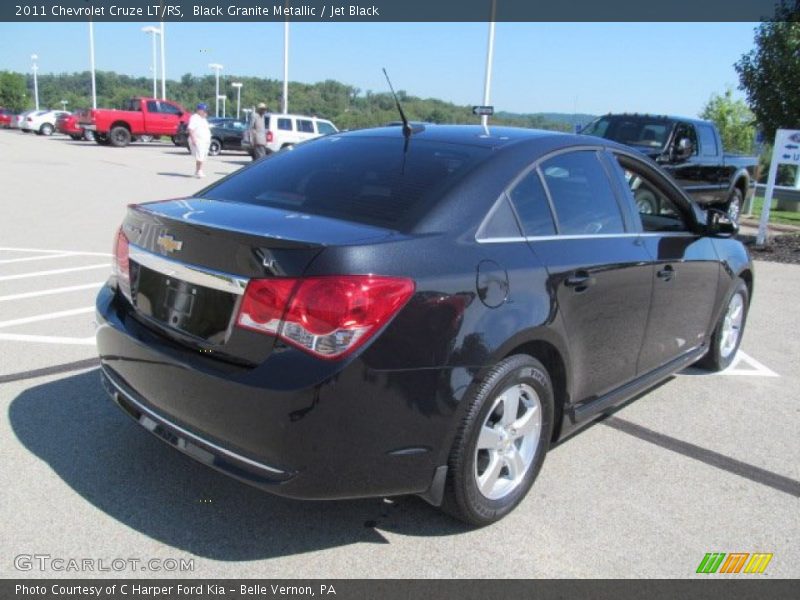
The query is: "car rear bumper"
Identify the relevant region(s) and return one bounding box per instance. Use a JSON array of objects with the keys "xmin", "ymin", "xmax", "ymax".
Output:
[{"xmin": 95, "ymin": 282, "xmax": 455, "ymax": 500}]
